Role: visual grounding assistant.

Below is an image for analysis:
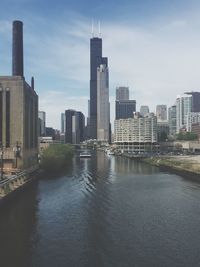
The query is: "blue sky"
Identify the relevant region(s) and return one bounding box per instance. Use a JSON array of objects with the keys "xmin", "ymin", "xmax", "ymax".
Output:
[{"xmin": 1, "ymin": 0, "xmax": 200, "ymax": 128}]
